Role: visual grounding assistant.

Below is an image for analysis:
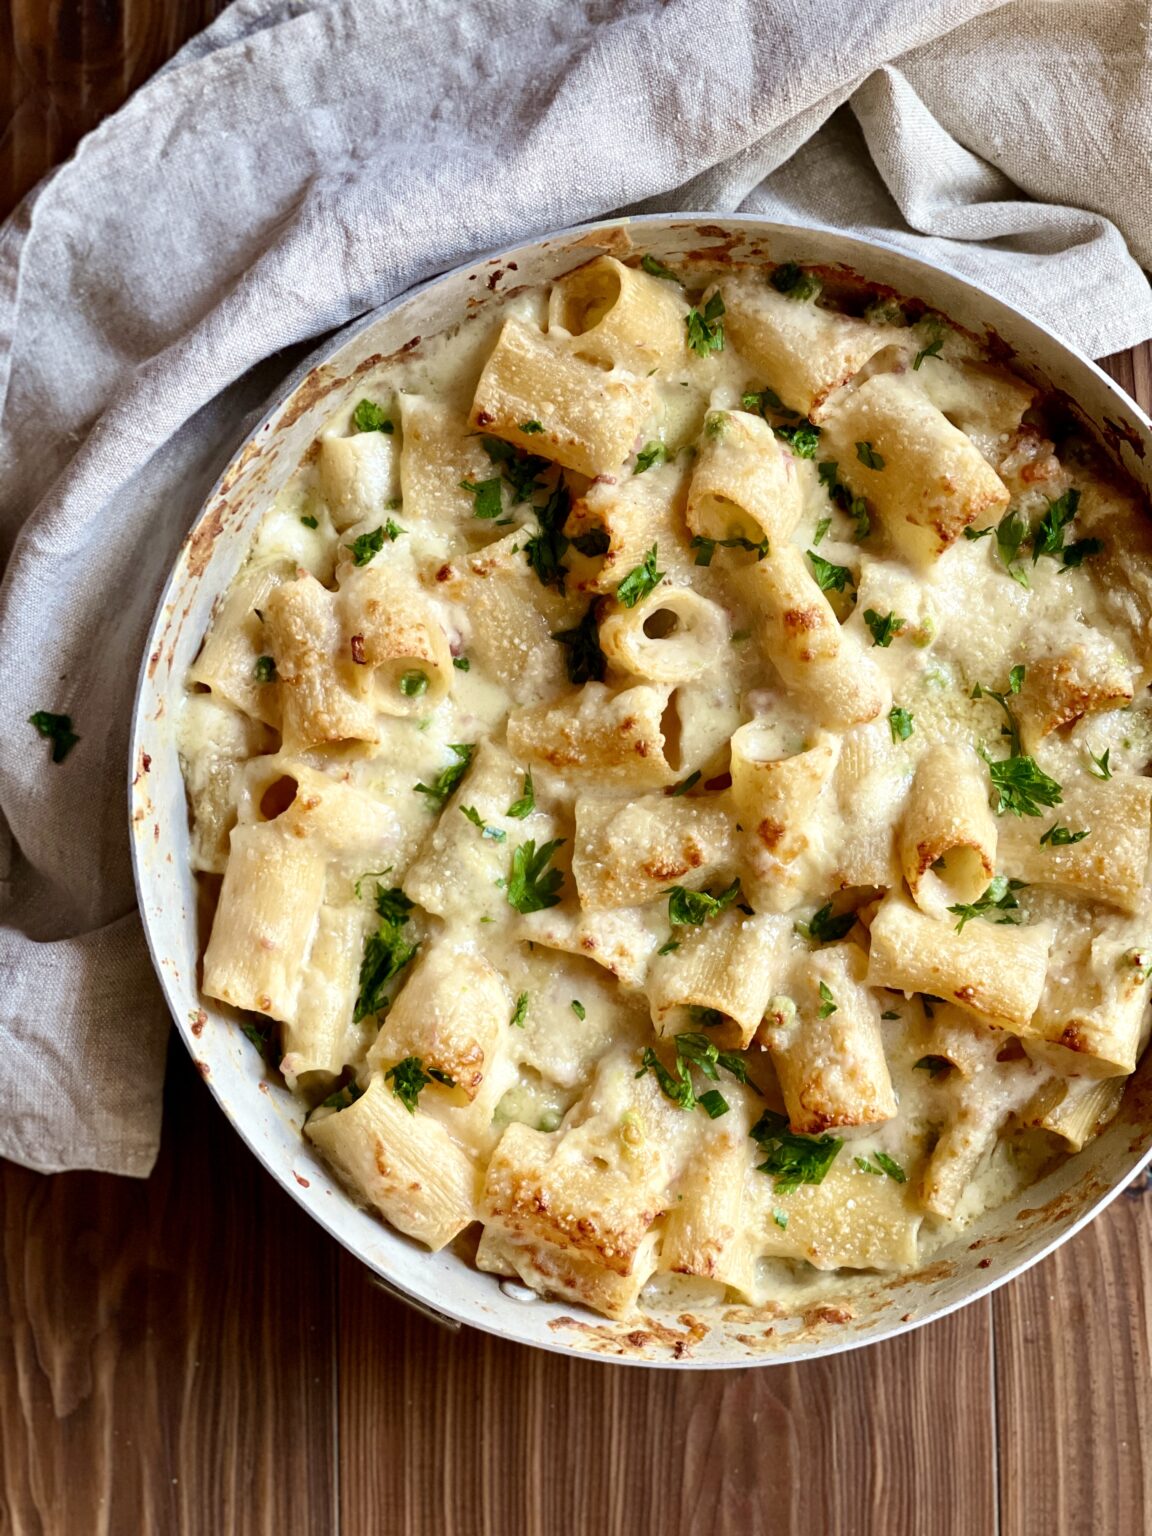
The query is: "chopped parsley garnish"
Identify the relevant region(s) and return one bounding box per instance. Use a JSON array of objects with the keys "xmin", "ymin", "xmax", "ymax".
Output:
[
  {"xmin": 772, "ymin": 1208, "xmax": 790, "ymax": 1230},
  {"xmin": 971, "ymin": 668, "xmax": 1025, "ymax": 757},
  {"xmin": 385, "ymin": 1056, "xmax": 454, "ymax": 1114},
  {"xmin": 634, "ymin": 442, "xmax": 669, "ymax": 475},
  {"xmin": 1088, "ymin": 747, "xmax": 1112, "ymax": 780},
  {"xmin": 241, "ymin": 1021, "xmax": 277, "ymax": 1065},
  {"xmin": 855, "ymin": 1152, "xmax": 906, "ymax": 1182},
  {"xmin": 807, "ymin": 550, "xmax": 854, "ymax": 592},
  {"xmin": 770, "ymin": 262, "xmax": 820, "ymax": 301},
  {"xmin": 1040, "ymin": 823, "xmax": 1090, "ymax": 846},
  {"xmin": 1062, "ymin": 536, "xmax": 1104, "ymax": 568},
  {"xmin": 525, "ymin": 481, "xmax": 571, "ymax": 591},
  {"xmin": 460, "ymin": 805, "xmax": 506, "ymax": 842},
  {"xmin": 384, "ymin": 517, "xmax": 405, "ymax": 540},
  {"xmin": 668, "ymin": 770, "xmax": 702, "ymax": 797},
  {"xmin": 812, "ymin": 516, "xmax": 831, "ymax": 546},
  {"xmin": 254, "ymin": 655, "xmax": 277, "ymax": 683},
  {"xmin": 1031, "ymin": 488, "xmax": 1080, "ymax": 564},
  {"xmin": 453, "ymin": 656, "xmax": 470, "ymax": 672},
  {"xmin": 319, "ymin": 1080, "xmax": 366, "ymax": 1111},
  {"xmin": 641, "ymin": 254, "xmax": 680, "ymax": 282},
  {"xmin": 794, "ymin": 901, "xmax": 856, "ymax": 944},
  {"xmin": 888, "ymin": 705, "xmax": 914, "ymax": 743},
  {"xmin": 459, "ymin": 475, "xmax": 504, "ymax": 520},
  {"xmin": 863, "ymin": 609, "xmax": 905, "ymax": 647},
  {"xmin": 354, "ymin": 885, "xmax": 418, "ymax": 1023},
  {"xmin": 981, "ymin": 748, "xmax": 1063, "ymax": 818},
  {"xmin": 300, "ymin": 514, "xmax": 319, "ymax": 529},
  {"xmin": 742, "ymin": 385, "xmax": 799, "ymax": 420},
  {"xmin": 572, "ymin": 528, "xmax": 611, "ymax": 557},
  {"xmin": 913, "ymin": 334, "xmax": 945, "ymax": 370},
  {"xmin": 414, "ymin": 742, "xmax": 475, "ymax": 807},
  {"xmin": 480, "ymin": 436, "xmax": 550, "ymax": 503},
  {"xmin": 616, "ymin": 544, "xmax": 664, "ymax": 608},
  {"xmin": 346, "ymin": 526, "xmax": 386, "ymax": 565},
  {"xmin": 963, "ymin": 525, "xmax": 994, "ymax": 542},
  {"xmin": 352, "ymin": 399, "xmax": 393, "ymax": 433},
  {"xmin": 570, "ymin": 999, "xmax": 586, "ymax": 1020},
  {"xmin": 553, "ymin": 605, "xmax": 606, "ymax": 684},
  {"xmin": 947, "ymin": 874, "xmax": 1027, "ymax": 932},
  {"xmin": 690, "ymin": 533, "xmax": 768, "ymax": 566},
  {"xmin": 636, "ymin": 1031, "xmax": 756, "ymax": 1118},
  {"xmin": 817, "ymin": 459, "xmax": 870, "ymax": 540},
  {"xmin": 507, "ymin": 838, "xmax": 565, "ymax": 913},
  {"xmin": 510, "ymin": 992, "xmax": 530, "ymax": 1028},
  {"xmin": 774, "ymin": 421, "xmax": 821, "ymax": 458},
  {"xmin": 994, "ymin": 508, "xmax": 1030, "ymax": 587},
  {"xmin": 817, "ymin": 982, "xmax": 837, "ymax": 1019},
  {"xmin": 855, "ymin": 440, "xmax": 885, "ymax": 470},
  {"xmin": 666, "ymin": 879, "xmax": 740, "ymax": 926},
  {"xmin": 519, "ymin": 420, "xmax": 544, "ymax": 434},
  {"xmin": 914, "ymin": 1055, "xmax": 952, "ymax": 1080},
  {"xmin": 698, "ymin": 1091, "xmax": 730, "ymax": 1119},
  {"xmin": 399, "ymin": 669, "xmax": 428, "ymax": 698},
  {"xmin": 855, "ymin": 1155, "xmax": 882, "ymax": 1175},
  {"xmin": 750, "ymin": 1109, "xmax": 842, "ymax": 1192},
  {"xmin": 506, "ymin": 774, "xmax": 535, "ymax": 819},
  {"xmin": 29, "ymin": 710, "xmax": 79, "ymax": 763},
  {"xmin": 353, "ymin": 867, "xmax": 393, "ymax": 900},
  {"xmin": 657, "ymin": 938, "xmax": 681, "ymax": 955},
  {"xmin": 685, "ymin": 291, "xmax": 726, "ymax": 357}
]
